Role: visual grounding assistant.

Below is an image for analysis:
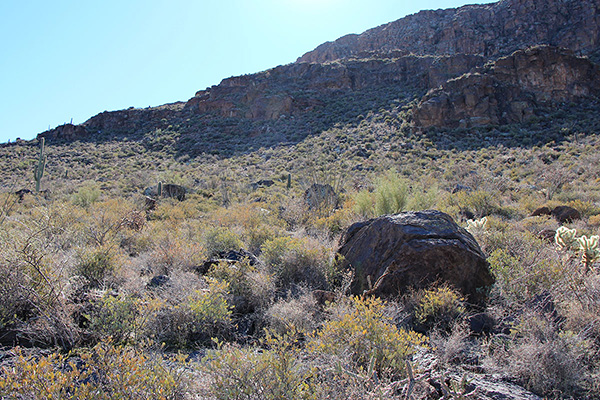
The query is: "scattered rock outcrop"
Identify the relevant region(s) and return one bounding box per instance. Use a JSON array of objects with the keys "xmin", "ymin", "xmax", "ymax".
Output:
[
  {"xmin": 40, "ymin": 123, "xmax": 89, "ymax": 141},
  {"xmin": 413, "ymin": 46, "xmax": 600, "ymax": 128},
  {"xmin": 530, "ymin": 205, "xmax": 581, "ymax": 223},
  {"xmin": 338, "ymin": 210, "xmax": 494, "ymax": 303}
]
